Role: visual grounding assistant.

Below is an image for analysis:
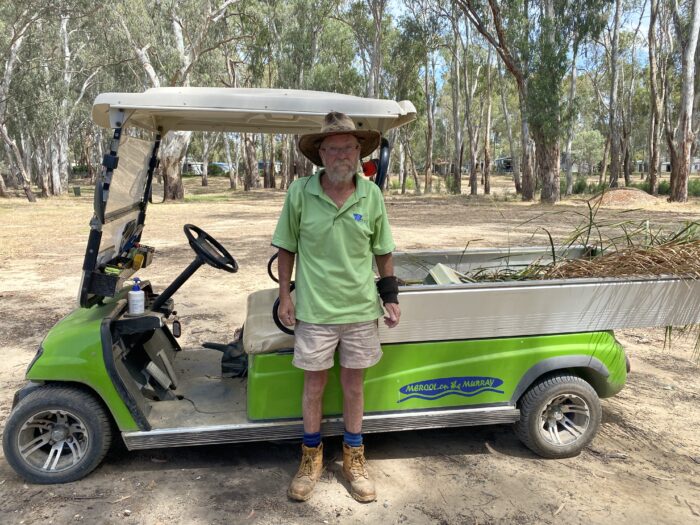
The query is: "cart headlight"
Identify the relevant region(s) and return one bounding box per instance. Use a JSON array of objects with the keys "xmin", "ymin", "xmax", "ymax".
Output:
[{"xmin": 26, "ymin": 346, "xmax": 44, "ymax": 374}]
